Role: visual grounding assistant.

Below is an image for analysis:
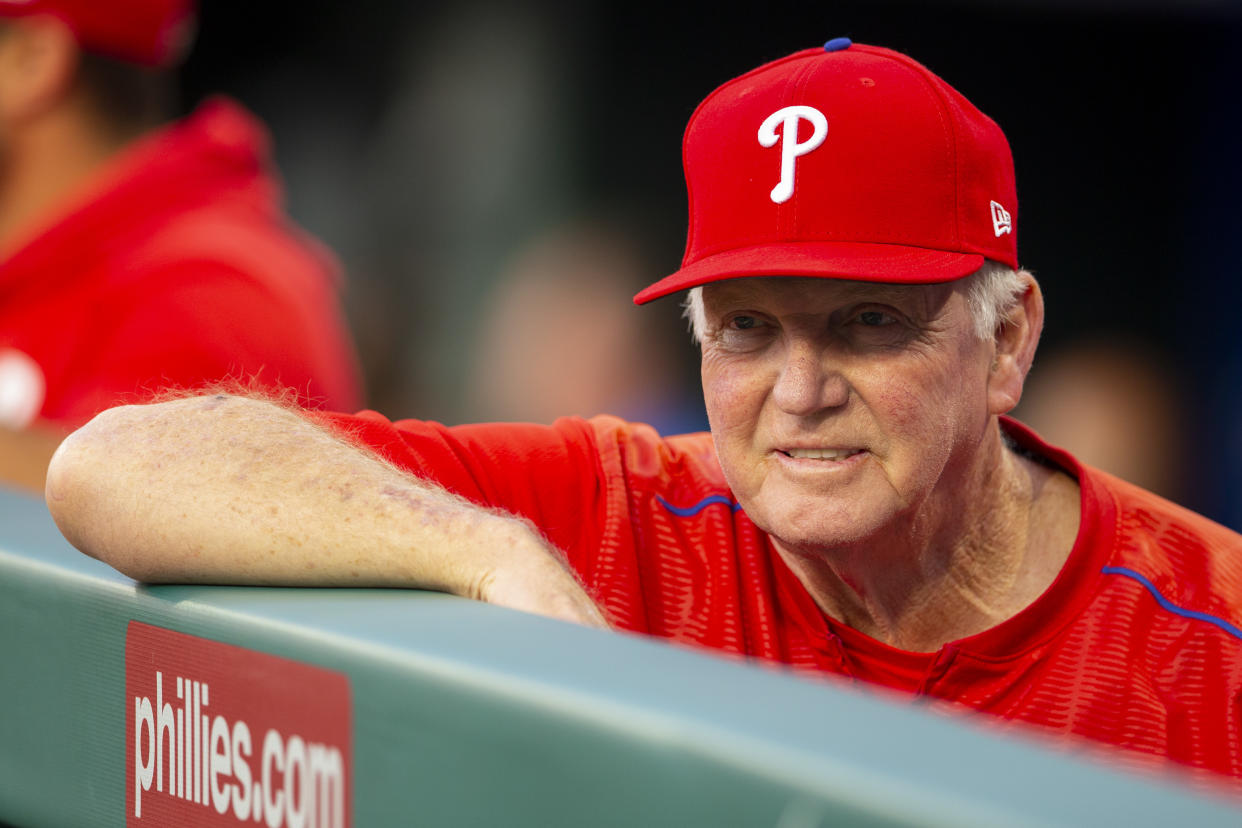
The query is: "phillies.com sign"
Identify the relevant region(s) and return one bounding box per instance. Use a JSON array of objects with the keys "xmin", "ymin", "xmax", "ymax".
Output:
[{"xmin": 126, "ymin": 621, "xmax": 352, "ymax": 827}]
